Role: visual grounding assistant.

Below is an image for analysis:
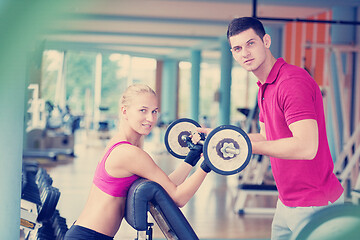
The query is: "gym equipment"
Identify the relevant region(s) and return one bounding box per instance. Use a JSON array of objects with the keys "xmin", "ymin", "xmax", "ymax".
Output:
[
  {"xmin": 25, "ymin": 127, "xmax": 75, "ymax": 162},
  {"xmin": 36, "ymin": 210, "xmax": 68, "ymax": 240},
  {"xmin": 25, "ymin": 85, "xmax": 79, "ymax": 164},
  {"xmin": 27, "ymin": 84, "xmax": 46, "ymax": 132},
  {"xmin": 27, "ymin": 128, "xmax": 75, "ymax": 151},
  {"xmin": 21, "ymin": 163, "xmax": 67, "ymax": 240},
  {"xmin": 164, "ymin": 118, "xmax": 201, "ymax": 159},
  {"xmin": 290, "ymin": 204, "xmax": 360, "ymax": 240},
  {"xmin": 352, "ymin": 172, "xmax": 360, "ymax": 204},
  {"xmin": 125, "ymin": 178, "xmax": 199, "ymax": 240},
  {"xmin": 164, "ymin": 118, "xmax": 252, "ymax": 175},
  {"xmin": 233, "ymin": 155, "xmax": 278, "ymax": 215},
  {"xmin": 21, "ymin": 165, "xmax": 42, "ymax": 240},
  {"xmin": 23, "ymin": 148, "xmax": 75, "ymax": 162},
  {"xmin": 97, "ymin": 106, "xmax": 111, "ymax": 140},
  {"xmin": 233, "ymin": 99, "xmax": 278, "ymax": 215},
  {"xmin": 235, "ymin": 181, "xmax": 278, "ymax": 215}
]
